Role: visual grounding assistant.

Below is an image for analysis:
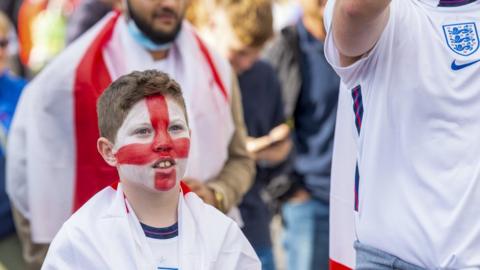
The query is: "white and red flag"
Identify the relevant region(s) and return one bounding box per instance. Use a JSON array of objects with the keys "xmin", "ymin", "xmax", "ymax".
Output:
[
  {"xmin": 329, "ymin": 84, "xmax": 357, "ymax": 270},
  {"xmin": 7, "ymin": 11, "xmax": 234, "ymax": 243},
  {"xmin": 324, "ymin": 1, "xmax": 357, "ymax": 268},
  {"xmin": 42, "ymin": 182, "xmax": 260, "ymax": 269}
]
